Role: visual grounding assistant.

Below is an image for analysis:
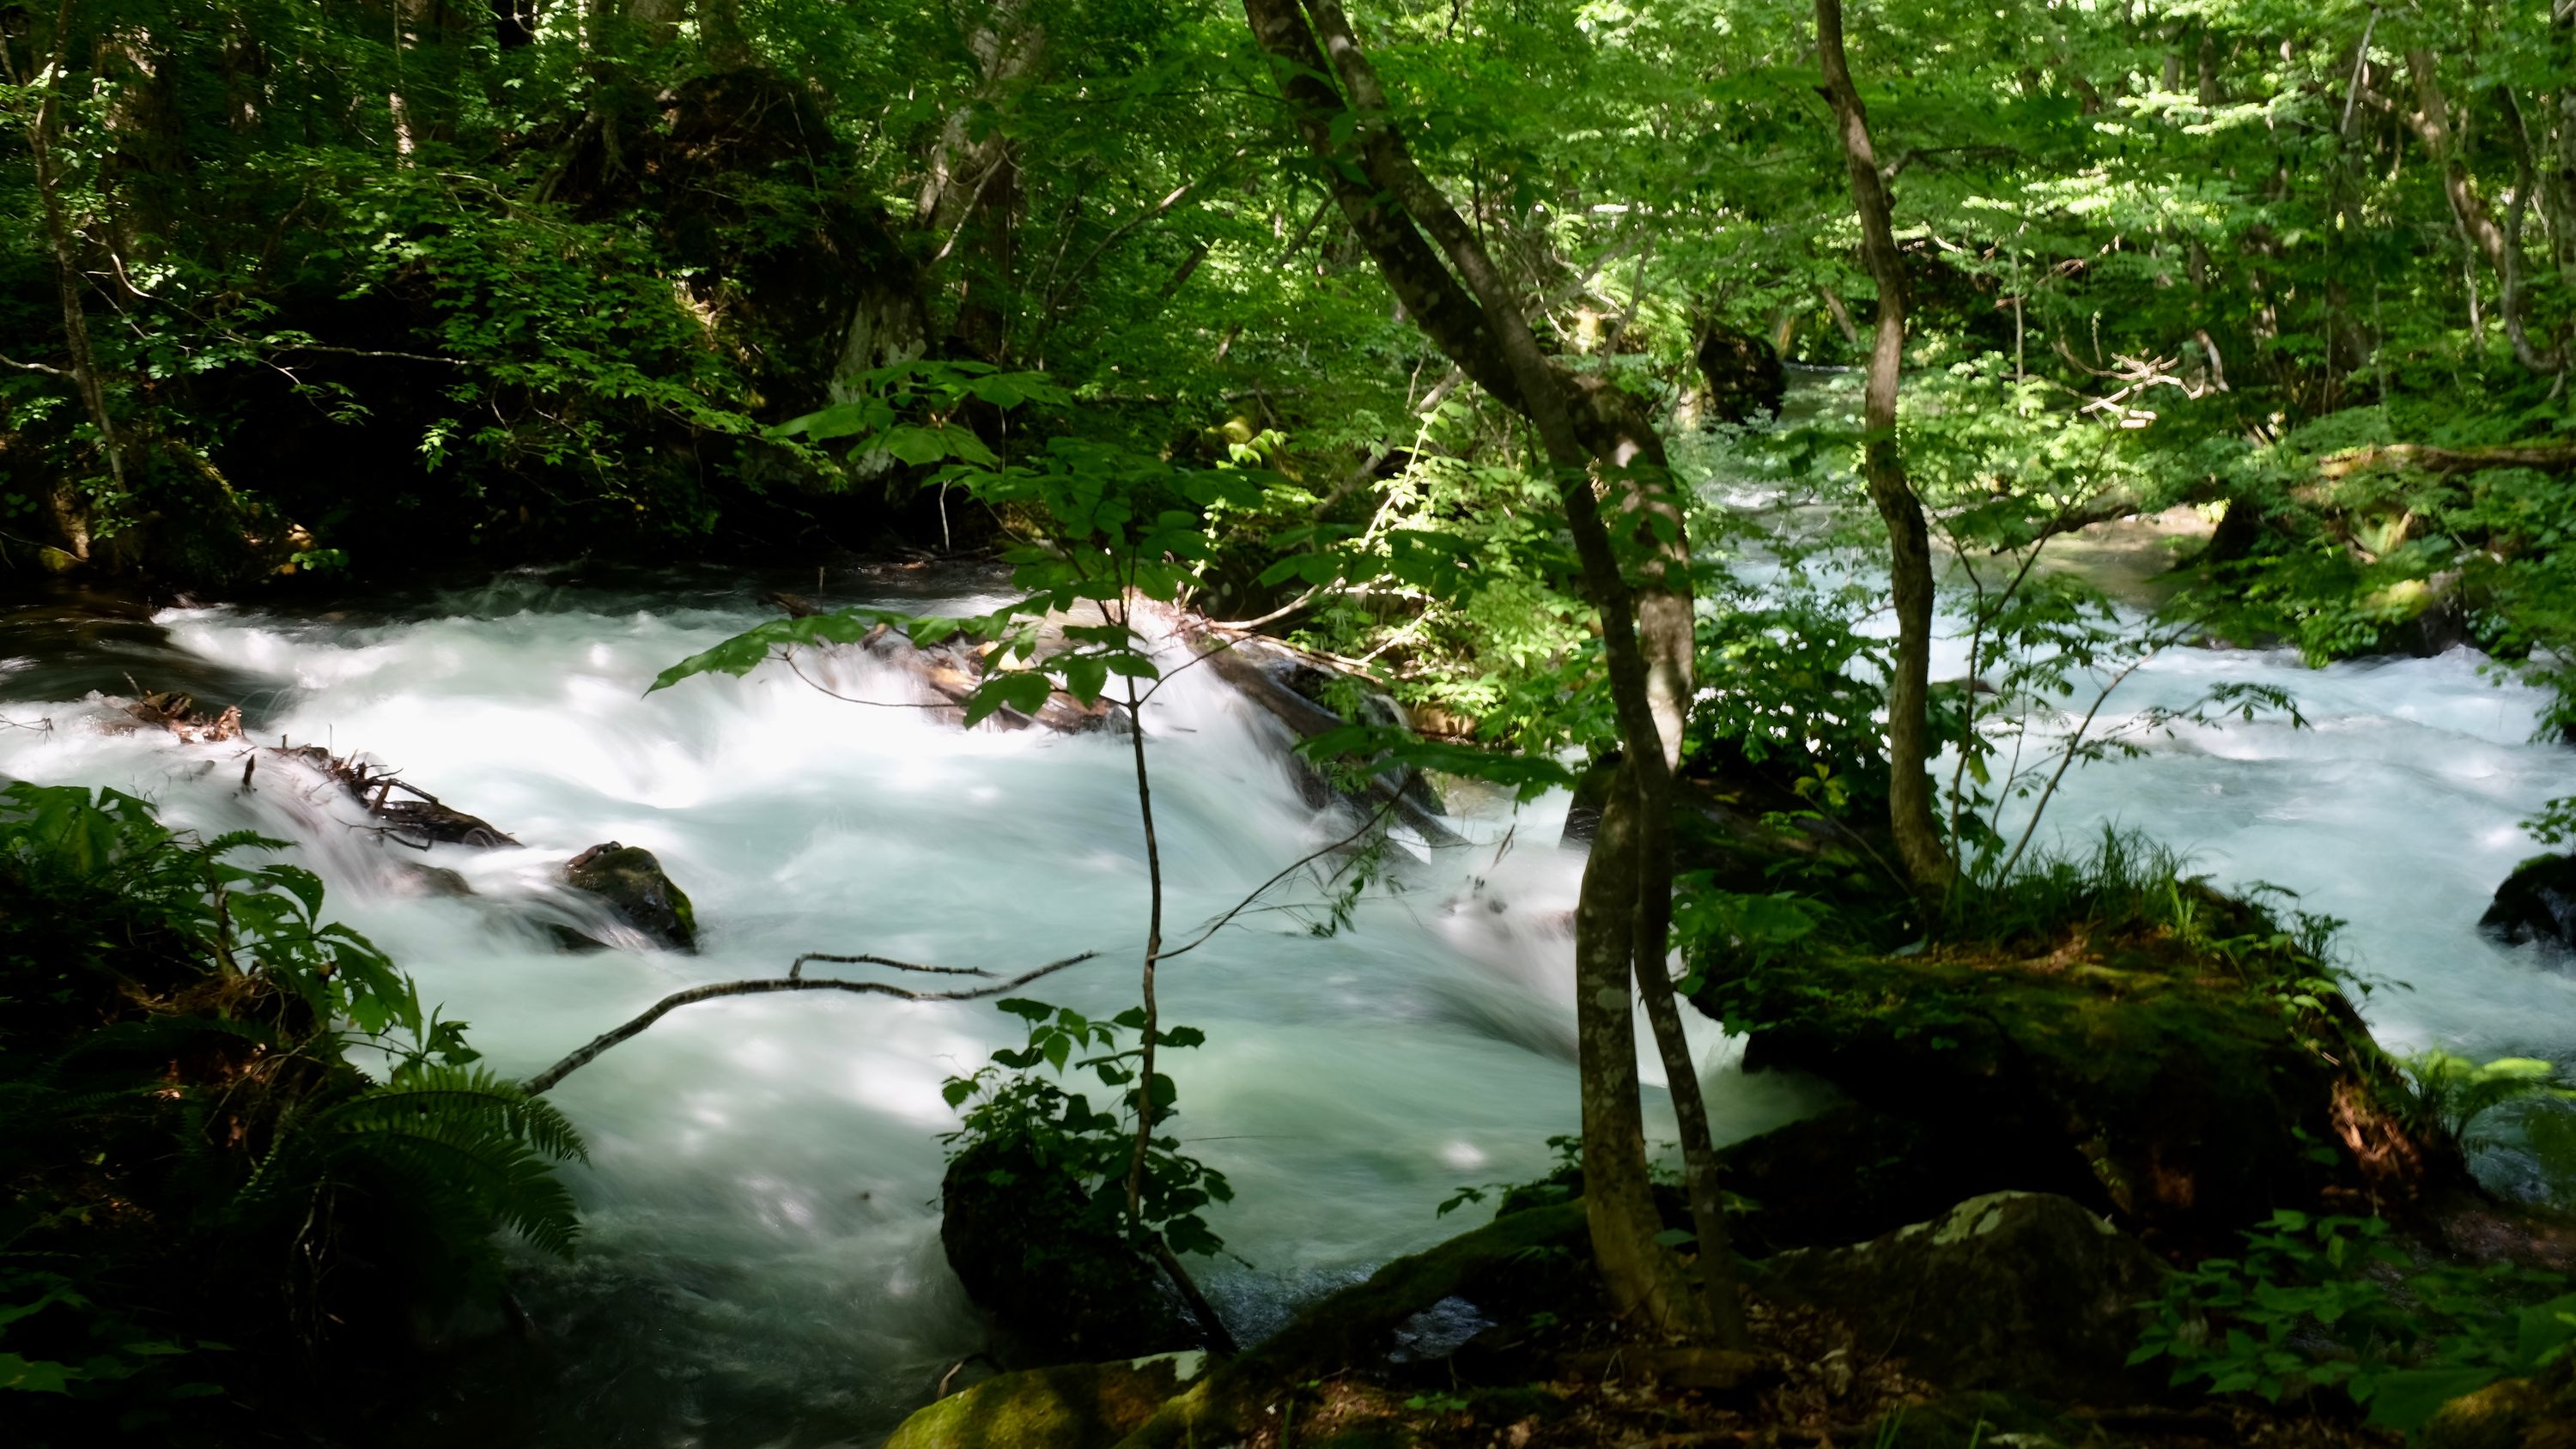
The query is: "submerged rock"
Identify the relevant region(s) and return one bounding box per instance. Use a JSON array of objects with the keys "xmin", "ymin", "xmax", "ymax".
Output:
[
  {"xmin": 940, "ymin": 1140, "xmax": 1195, "ymax": 1363},
  {"xmin": 561, "ymin": 843, "xmax": 697, "ymax": 951},
  {"xmin": 2481, "ymin": 854, "xmax": 2576, "ymax": 953},
  {"xmin": 884, "ymin": 1357, "xmax": 1198, "ymax": 1449},
  {"xmin": 1757, "ymin": 1192, "xmax": 2168, "ymax": 1404},
  {"xmin": 1180, "ymin": 622, "xmax": 1461, "ymax": 846}
]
